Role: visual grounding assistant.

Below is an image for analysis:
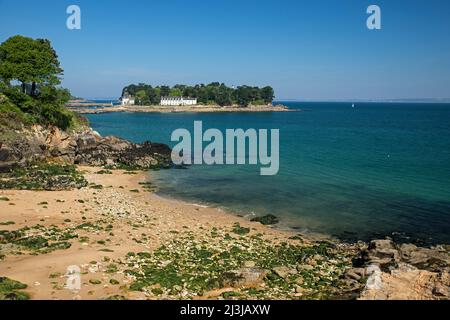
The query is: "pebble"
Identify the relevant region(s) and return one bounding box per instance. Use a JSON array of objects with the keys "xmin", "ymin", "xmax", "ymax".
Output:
[{"xmin": 244, "ymin": 261, "xmax": 256, "ymax": 268}]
